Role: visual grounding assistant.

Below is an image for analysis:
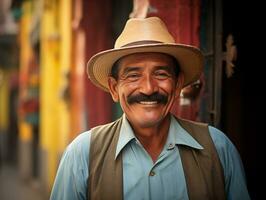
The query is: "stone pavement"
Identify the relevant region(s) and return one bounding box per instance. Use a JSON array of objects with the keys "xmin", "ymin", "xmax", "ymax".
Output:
[{"xmin": 0, "ymin": 164, "xmax": 46, "ymax": 200}]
